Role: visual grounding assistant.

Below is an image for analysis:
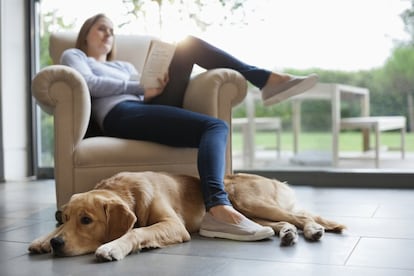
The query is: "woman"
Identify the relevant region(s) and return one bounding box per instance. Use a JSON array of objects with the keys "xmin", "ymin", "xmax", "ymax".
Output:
[{"xmin": 61, "ymin": 13, "xmax": 318, "ymax": 241}]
